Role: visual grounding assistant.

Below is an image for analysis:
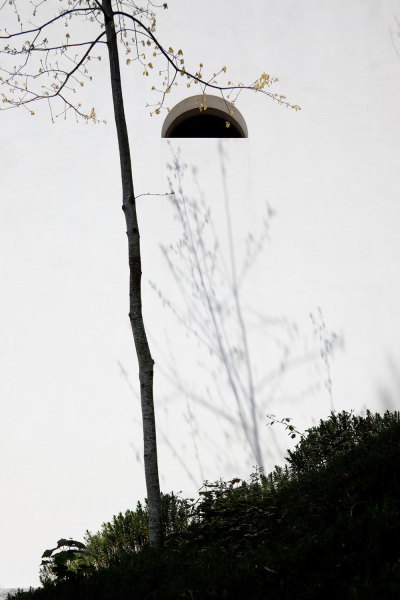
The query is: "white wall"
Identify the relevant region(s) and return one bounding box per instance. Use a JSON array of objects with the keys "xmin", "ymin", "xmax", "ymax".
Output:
[{"xmin": 1, "ymin": 0, "xmax": 400, "ymax": 588}]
